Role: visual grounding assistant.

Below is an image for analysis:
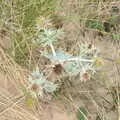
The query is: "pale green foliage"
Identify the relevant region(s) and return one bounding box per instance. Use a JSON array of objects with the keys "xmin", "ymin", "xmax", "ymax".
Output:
[
  {"xmin": 42, "ymin": 42, "xmax": 100, "ymax": 79},
  {"xmin": 28, "ymin": 67, "xmax": 46, "ymax": 85},
  {"xmin": 63, "ymin": 43, "xmax": 100, "ymax": 78},
  {"xmin": 27, "ymin": 15, "xmax": 102, "ymax": 101},
  {"xmin": 36, "ymin": 23, "xmax": 102, "ymax": 81},
  {"xmin": 79, "ymin": 43, "xmax": 99, "ymax": 57},
  {"xmin": 64, "ymin": 61, "xmax": 79, "ymax": 73},
  {"xmin": 28, "ymin": 67, "xmax": 58, "ymax": 98},
  {"xmin": 36, "ymin": 28, "xmax": 64, "ymax": 45},
  {"xmin": 42, "ymin": 50, "xmax": 72, "ymax": 61},
  {"xmin": 112, "ymin": 33, "xmax": 120, "ymax": 41}
]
